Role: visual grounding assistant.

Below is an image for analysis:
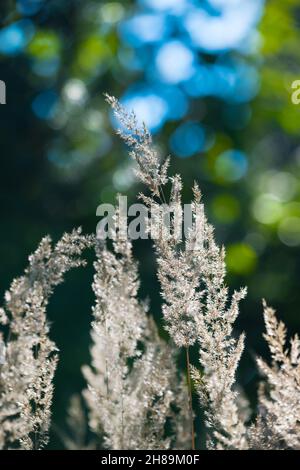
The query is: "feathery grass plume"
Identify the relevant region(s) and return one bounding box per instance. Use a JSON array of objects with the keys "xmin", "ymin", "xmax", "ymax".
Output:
[
  {"xmin": 104, "ymin": 94, "xmax": 169, "ymax": 198},
  {"xmin": 189, "ymin": 221, "xmax": 248, "ymax": 449},
  {"xmin": 249, "ymin": 301, "xmax": 300, "ymax": 449},
  {"xmin": 57, "ymin": 395, "xmax": 96, "ymax": 450},
  {"xmin": 155, "ymin": 184, "xmax": 247, "ymax": 449},
  {"xmin": 83, "ymin": 232, "xmax": 191, "ymax": 450},
  {"xmin": 107, "ymin": 95, "xmax": 248, "ymax": 450},
  {"xmin": 0, "ymin": 95, "xmax": 298, "ymax": 451},
  {"xmin": 0, "ymin": 228, "xmax": 92, "ymax": 449}
]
